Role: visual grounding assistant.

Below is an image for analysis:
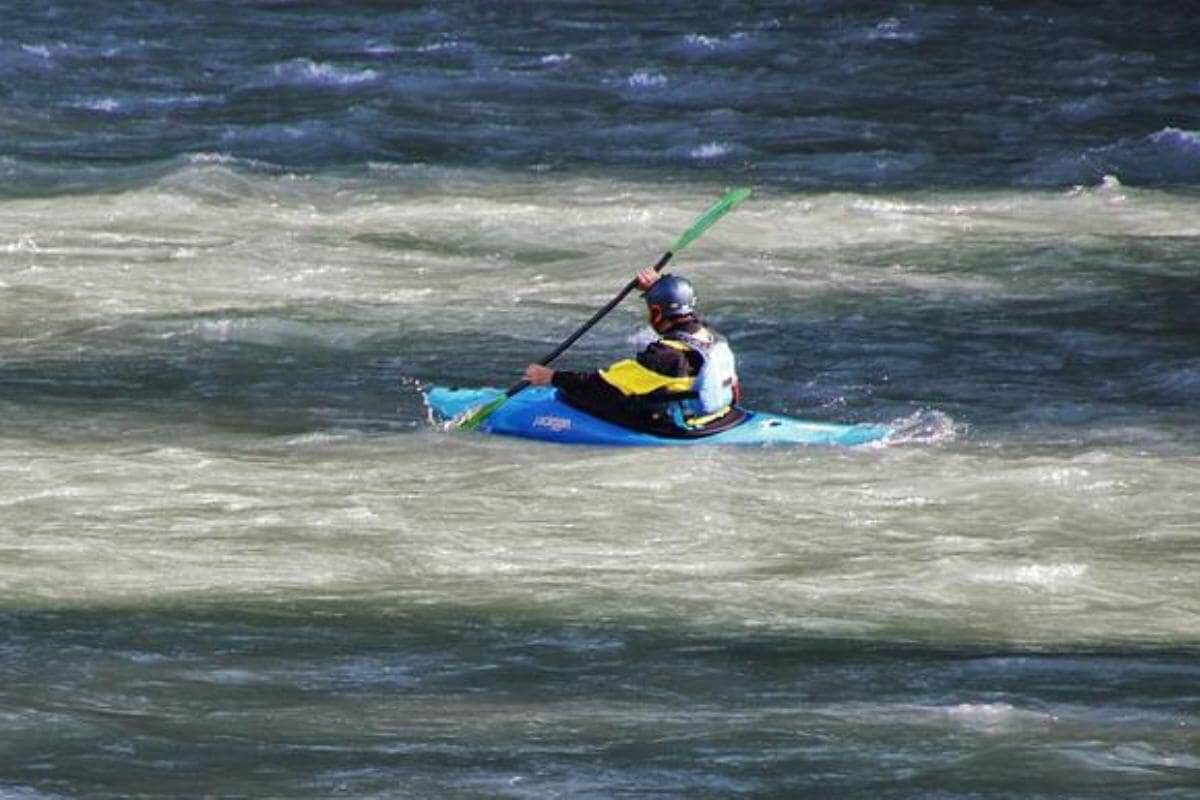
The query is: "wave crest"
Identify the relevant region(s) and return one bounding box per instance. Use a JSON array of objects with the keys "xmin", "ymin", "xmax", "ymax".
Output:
[
  {"xmin": 1027, "ymin": 127, "xmax": 1200, "ymax": 186},
  {"xmin": 269, "ymin": 59, "xmax": 379, "ymax": 87}
]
